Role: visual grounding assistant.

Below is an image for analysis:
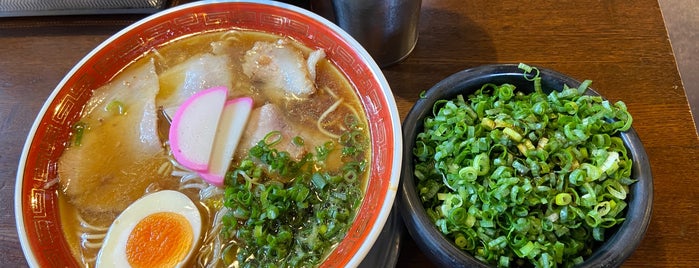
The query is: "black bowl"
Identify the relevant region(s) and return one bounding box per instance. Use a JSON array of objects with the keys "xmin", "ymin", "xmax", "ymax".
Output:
[{"xmin": 399, "ymin": 64, "xmax": 653, "ymax": 267}]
